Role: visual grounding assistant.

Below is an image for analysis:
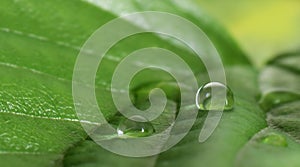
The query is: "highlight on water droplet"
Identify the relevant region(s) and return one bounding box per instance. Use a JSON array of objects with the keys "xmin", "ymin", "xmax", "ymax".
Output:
[
  {"xmin": 195, "ymin": 82, "xmax": 234, "ymax": 111},
  {"xmin": 117, "ymin": 115, "xmax": 155, "ymax": 137},
  {"xmin": 259, "ymin": 132, "xmax": 288, "ymax": 147}
]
